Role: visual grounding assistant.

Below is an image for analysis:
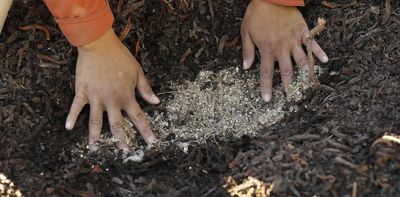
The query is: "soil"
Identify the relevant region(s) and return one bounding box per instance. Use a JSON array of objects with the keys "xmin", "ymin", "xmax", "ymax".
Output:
[{"xmin": 1, "ymin": 0, "xmax": 400, "ymax": 196}]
